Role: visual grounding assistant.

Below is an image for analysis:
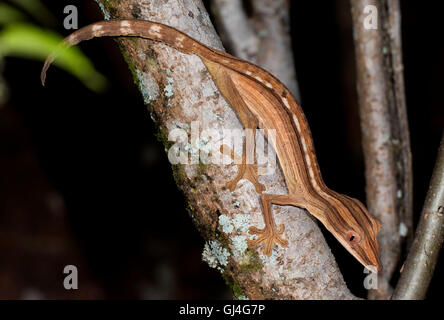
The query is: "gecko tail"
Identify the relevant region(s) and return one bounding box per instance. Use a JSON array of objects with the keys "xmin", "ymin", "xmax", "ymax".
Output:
[
  {"xmin": 41, "ymin": 56, "xmax": 53, "ymax": 86},
  {"xmin": 41, "ymin": 37, "xmax": 75, "ymax": 87},
  {"xmin": 40, "ymin": 19, "xmax": 200, "ymax": 87},
  {"xmin": 41, "ymin": 51, "xmax": 60, "ymax": 87}
]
